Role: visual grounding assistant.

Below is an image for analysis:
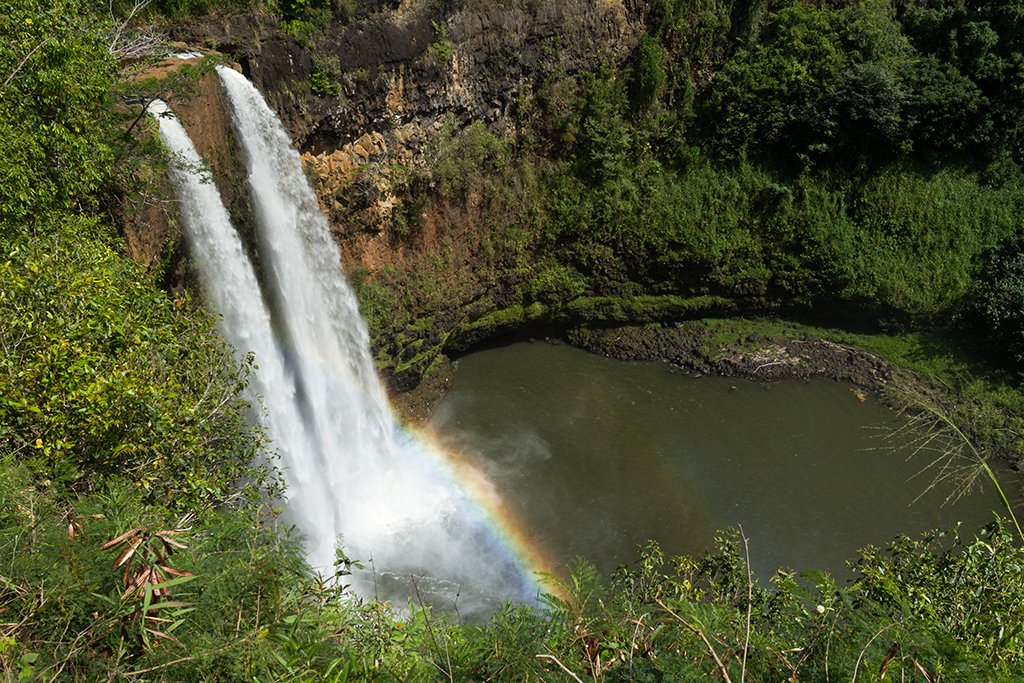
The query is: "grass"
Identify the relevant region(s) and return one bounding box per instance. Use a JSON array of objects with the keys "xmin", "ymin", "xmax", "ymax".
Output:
[
  {"xmin": 833, "ymin": 328, "xmax": 1024, "ymax": 413},
  {"xmin": 695, "ymin": 317, "xmax": 1021, "ymax": 405}
]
